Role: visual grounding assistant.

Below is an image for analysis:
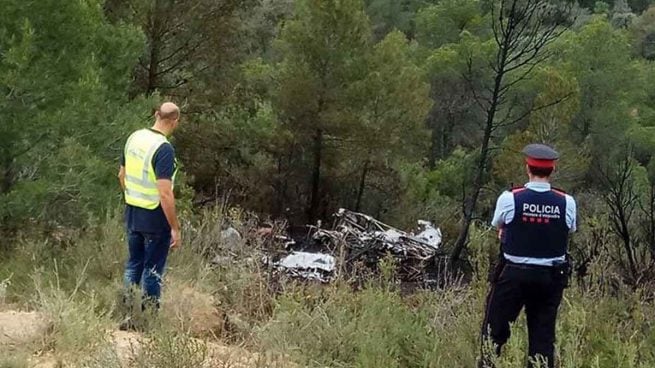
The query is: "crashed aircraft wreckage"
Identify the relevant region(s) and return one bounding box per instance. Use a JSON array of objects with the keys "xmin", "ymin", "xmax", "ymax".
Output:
[{"xmin": 272, "ymin": 209, "xmax": 444, "ymax": 283}]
